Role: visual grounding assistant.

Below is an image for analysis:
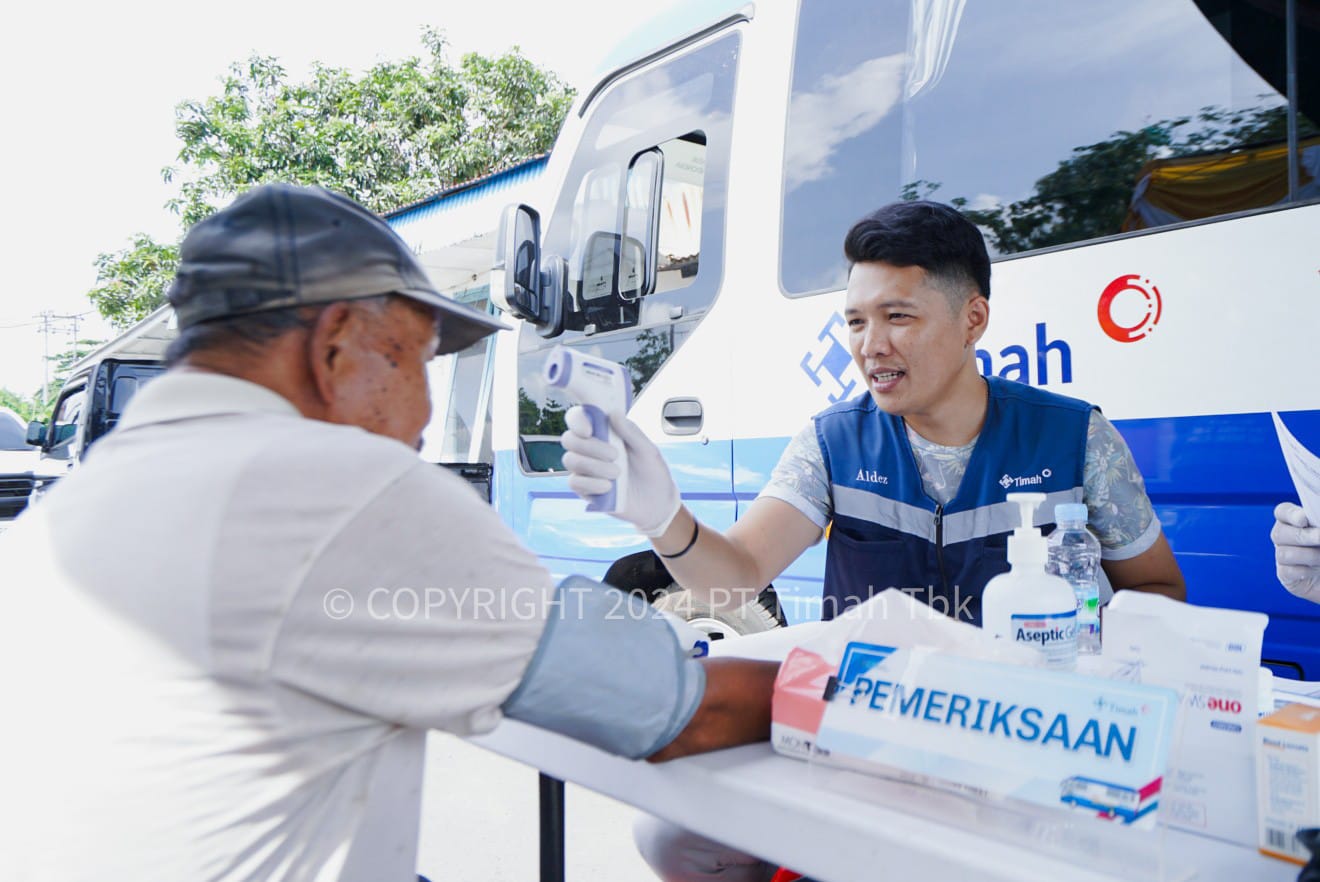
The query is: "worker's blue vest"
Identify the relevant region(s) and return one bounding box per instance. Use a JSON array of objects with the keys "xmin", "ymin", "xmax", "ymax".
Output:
[{"xmin": 817, "ymin": 377, "xmax": 1093, "ymax": 625}]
